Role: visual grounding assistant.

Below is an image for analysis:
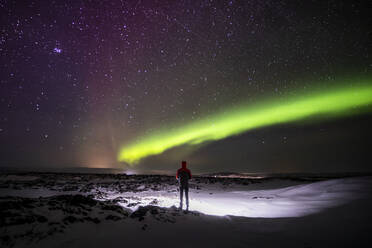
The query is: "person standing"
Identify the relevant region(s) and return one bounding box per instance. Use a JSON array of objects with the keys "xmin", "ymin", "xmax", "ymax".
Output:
[{"xmin": 176, "ymin": 161, "xmax": 192, "ymax": 210}]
